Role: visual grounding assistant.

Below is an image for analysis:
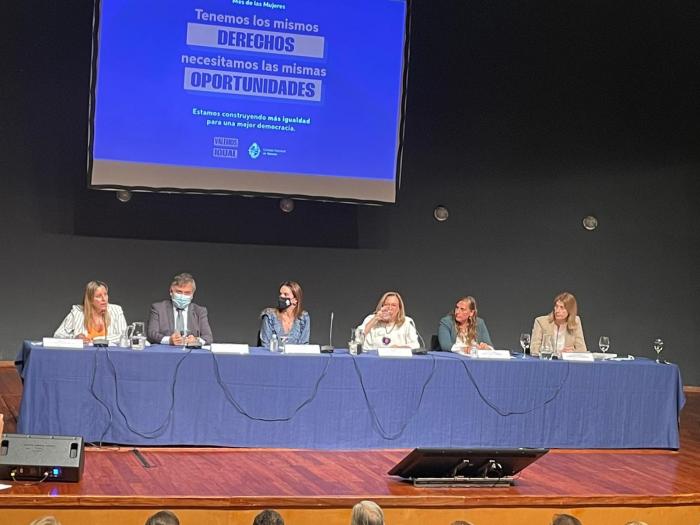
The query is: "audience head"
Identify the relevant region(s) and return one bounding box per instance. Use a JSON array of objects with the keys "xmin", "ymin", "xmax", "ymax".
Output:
[
  {"xmin": 253, "ymin": 509, "xmax": 285, "ymax": 525},
  {"xmin": 374, "ymin": 291, "xmax": 406, "ymax": 325},
  {"xmin": 551, "ymin": 513, "xmax": 582, "ymax": 525},
  {"xmin": 624, "ymin": 522, "xmax": 649, "ymax": 525},
  {"xmin": 450, "ymin": 521, "xmax": 474, "ymax": 525},
  {"xmin": 549, "ymin": 292, "xmax": 578, "ymax": 330},
  {"xmin": 350, "ymin": 500, "xmax": 384, "ymax": 525},
  {"xmin": 144, "ymin": 510, "xmax": 180, "ymax": 525},
  {"xmin": 29, "ymin": 518, "xmax": 61, "ymax": 525},
  {"xmin": 278, "ymin": 281, "xmax": 304, "ymax": 318}
]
